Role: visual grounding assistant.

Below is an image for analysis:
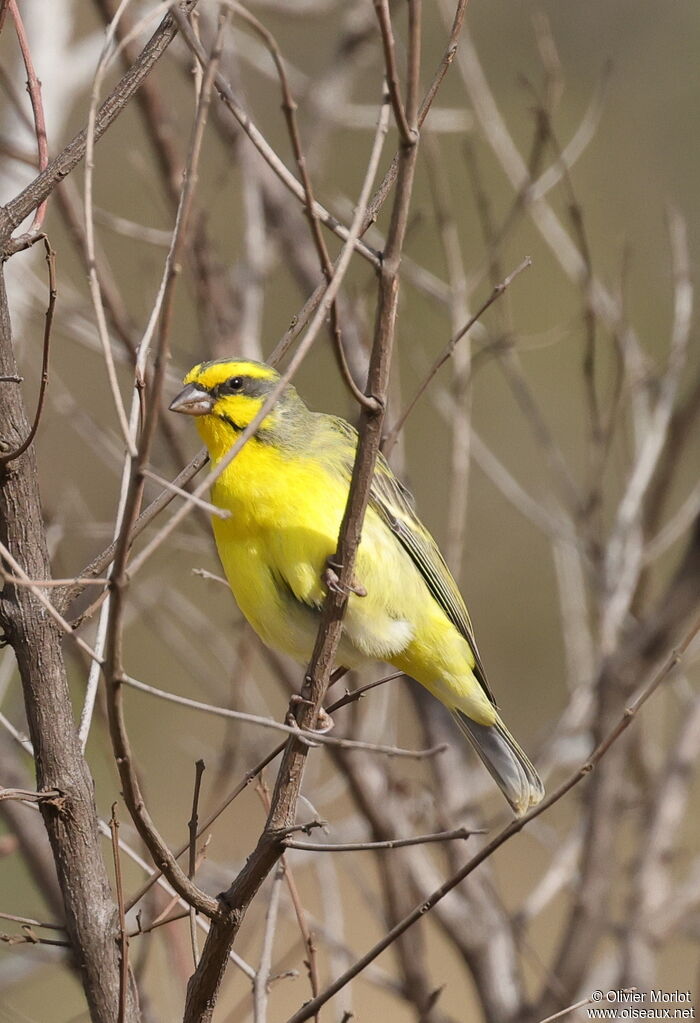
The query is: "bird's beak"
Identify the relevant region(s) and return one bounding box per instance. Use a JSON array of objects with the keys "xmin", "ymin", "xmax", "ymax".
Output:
[{"xmin": 169, "ymin": 382, "xmax": 215, "ymax": 417}]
